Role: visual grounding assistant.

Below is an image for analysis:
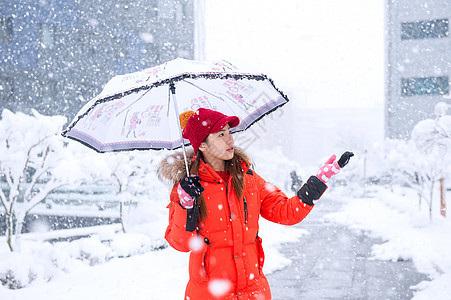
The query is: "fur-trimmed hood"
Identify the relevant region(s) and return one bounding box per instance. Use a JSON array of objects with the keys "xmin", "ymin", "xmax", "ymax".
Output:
[{"xmin": 157, "ymin": 147, "xmax": 252, "ymax": 184}]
